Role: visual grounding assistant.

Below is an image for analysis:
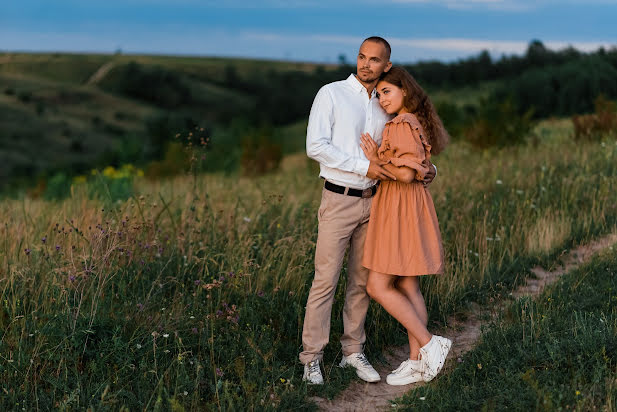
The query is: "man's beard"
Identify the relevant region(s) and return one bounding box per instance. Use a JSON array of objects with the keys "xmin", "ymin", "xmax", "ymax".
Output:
[{"xmin": 357, "ymin": 70, "xmax": 379, "ymax": 83}]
